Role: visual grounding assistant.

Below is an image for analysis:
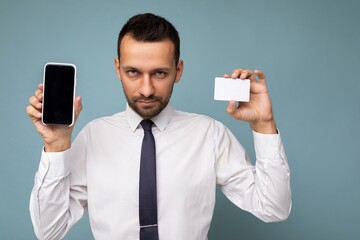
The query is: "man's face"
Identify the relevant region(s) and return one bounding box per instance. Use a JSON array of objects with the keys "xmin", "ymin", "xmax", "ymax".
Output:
[{"xmin": 114, "ymin": 35, "xmax": 183, "ymax": 119}]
